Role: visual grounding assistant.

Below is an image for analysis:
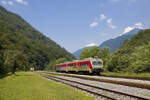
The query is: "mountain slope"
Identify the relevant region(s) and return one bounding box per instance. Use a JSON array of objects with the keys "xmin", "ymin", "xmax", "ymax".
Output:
[
  {"xmin": 73, "ymin": 48, "xmax": 84, "ymax": 59},
  {"xmin": 99, "ymin": 28, "xmax": 141, "ymax": 52},
  {"xmin": 106, "ymin": 29, "xmax": 150, "ymax": 73},
  {"xmin": 0, "ymin": 6, "xmax": 74, "ymax": 73}
]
